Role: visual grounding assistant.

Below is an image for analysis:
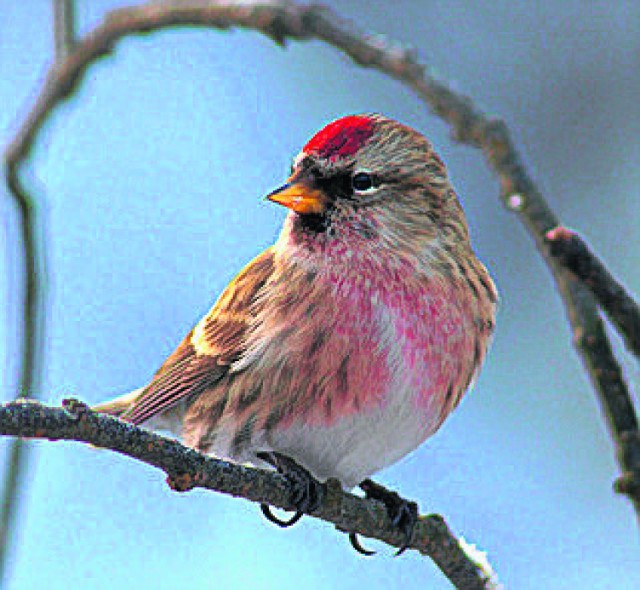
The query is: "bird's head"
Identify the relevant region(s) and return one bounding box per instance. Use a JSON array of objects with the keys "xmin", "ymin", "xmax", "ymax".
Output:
[{"xmin": 268, "ymin": 114, "xmax": 470, "ymax": 266}]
